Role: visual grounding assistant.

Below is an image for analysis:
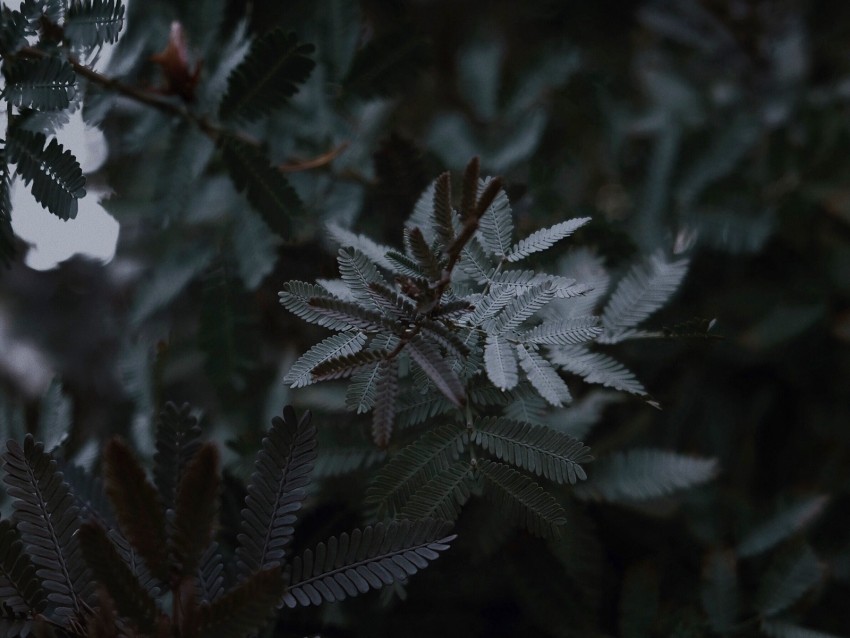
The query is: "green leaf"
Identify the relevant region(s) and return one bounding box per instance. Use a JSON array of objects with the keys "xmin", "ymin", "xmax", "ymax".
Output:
[
  {"xmin": 701, "ymin": 550, "xmax": 739, "ymax": 634},
  {"xmin": 285, "ymin": 332, "xmax": 367, "ymax": 388},
  {"xmin": 236, "ymin": 406, "xmax": 317, "ymax": 578},
  {"xmin": 103, "ymin": 437, "xmax": 169, "ymax": 584},
  {"xmin": 601, "ymin": 251, "xmax": 690, "ymax": 340},
  {"xmin": 281, "ymin": 519, "xmax": 455, "ymax": 607},
  {"xmin": 487, "ymin": 282, "xmax": 557, "ymax": 333},
  {"xmin": 517, "ymin": 344, "xmax": 572, "ymax": 407},
  {"xmin": 738, "ymin": 496, "xmax": 830, "ymax": 558},
  {"xmin": 399, "ymin": 460, "xmax": 472, "ymax": 521},
  {"xmin": 311, "ymin": 348, "xmax": 387, "ymax": 381},
  {"xmin": 170, "ymin": 443, "xmax": 220, "ymax": 580},
  {"xmin": 2, "ymin": 436, "xmax": 93, "ymax": 625},
  {"xmin": 7, "ymin": 129, "xmax": 86, "ymax": 220},
  {"xmin": 338, "ymin": 247, "xmax": 389, "ymax": 310},
  {"xmin": 78, "ymin": 522, "xmax": 161, "ymax": 634},
  {"xmin": 220, "ymin": 137, "xmax": 302, "ymax": 238},
  {"xmin": 0, "ymin": 519, "xmax": 46, "ymax": 617},
  {"xmin": 477, "ymin": 459, "xmax": 567, "ymax": 538},
  {"xmin": 279, "ymin": 281, "xmax": 358, "ymax": 331},
  {"xmin": 343, "ymin": 30, "xmax": 431, "ymax": 98},
  {"xmin": 372, "ymin": 359, "xmax": 399, "ymax": 447},
  {"xmin": 757, "ymin": 546, "xmax": 824, "ymax": 617},
  {"xmin": 484, "ymin": 333, "xmax": 519, "ymax": 391},
  {"xmin": 64, "ymin": 0, "xmax": 125, "ymax": 48},
  {"xmin": 473, "ymin": 418, "xmax": 592, "ymax": 484},
  {"xmin": 2, "ymin": 56, "xmax": 76, "ymax": 111},
  {"xmin": 219, "ymin": 29, "xmax": 315, "ymax": 121},
  {"xmin": 306, "ymin": 297, "xmax": 395, "ymax": 333},
  {"xmin": 366, "ymin": 424, "xmax": 467, "ymax": 517},
  {"xmin": 199, "ymin": 567, "xmax": 285, "ymax": 638},
  {"xmin": 549, "ymin": 346, "xmax": 646, "ymax": 396},
  {"xmin": 407, "ymin": 334, "xmax": 467, "ymax": 407},
  {"xmin": 519, "ymin": 316, "xmax": 603, "ymax": 346},
  {"xmin": 476, "ymin": 178, "xmax": 513, "ymax": 257},
  {"xmin": 506, "ymin": 217, "xmax": 591, "ymax": 263},
  {"xmin": 574, "ymin": 449, "xmax": 718, "ymax": 502}
]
